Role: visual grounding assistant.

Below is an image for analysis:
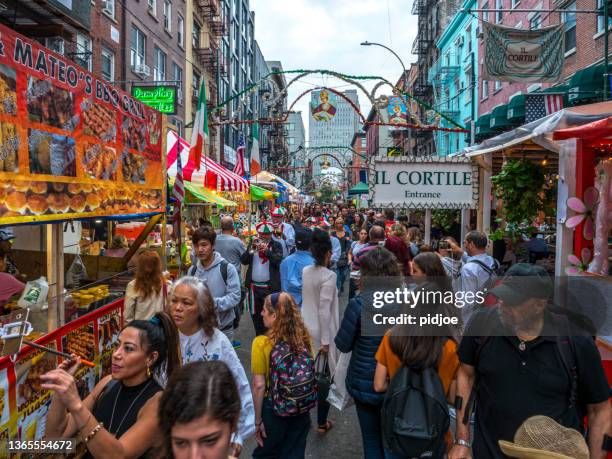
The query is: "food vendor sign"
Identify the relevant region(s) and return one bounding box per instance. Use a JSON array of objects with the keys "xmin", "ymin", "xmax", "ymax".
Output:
[
  {"xmin": 371, "ymin": 157, "xmax": 478, "ymax": 209},
  {"xmin": 0, "ymin": 23, "xmax": 165, "ymax": 226}
]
